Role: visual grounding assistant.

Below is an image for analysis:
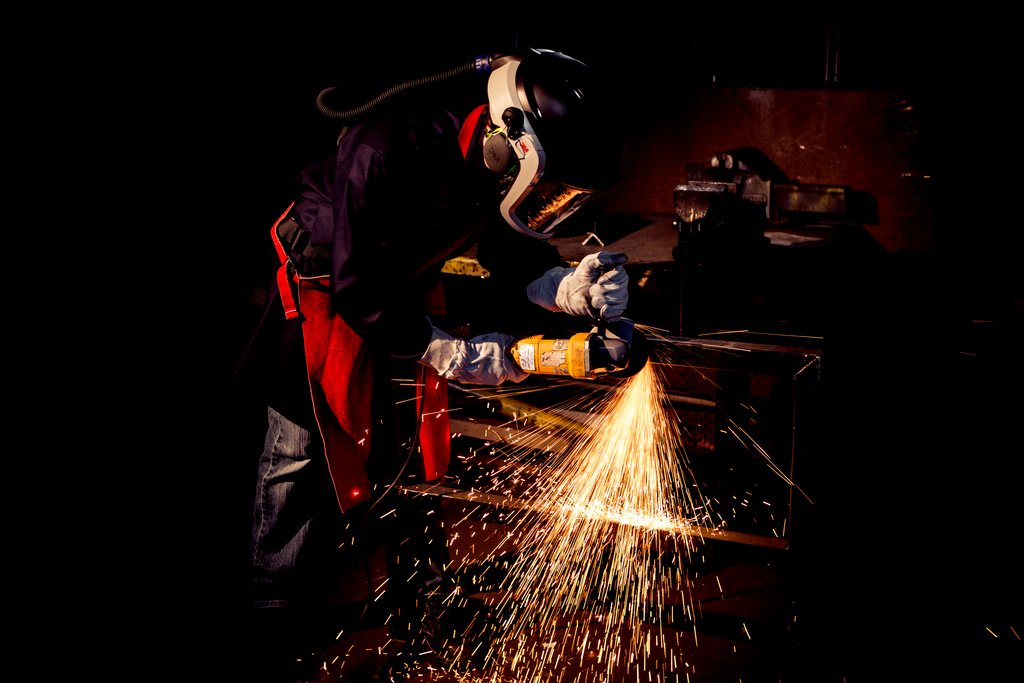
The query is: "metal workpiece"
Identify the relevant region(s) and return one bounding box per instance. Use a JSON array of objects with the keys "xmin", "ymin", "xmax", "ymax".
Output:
[{"xmin": 399, "ymin": 482, "xmax": 790, "ymax": 550}]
